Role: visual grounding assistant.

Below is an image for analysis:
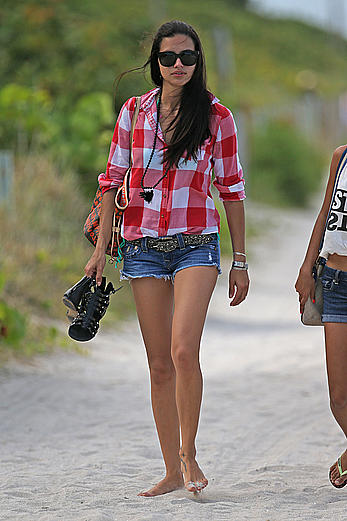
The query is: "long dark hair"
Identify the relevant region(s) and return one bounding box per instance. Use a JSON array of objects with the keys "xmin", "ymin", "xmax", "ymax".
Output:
[{"xmin": 117, "ymin": 21, "xmax": 212, "ymax": 169}]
